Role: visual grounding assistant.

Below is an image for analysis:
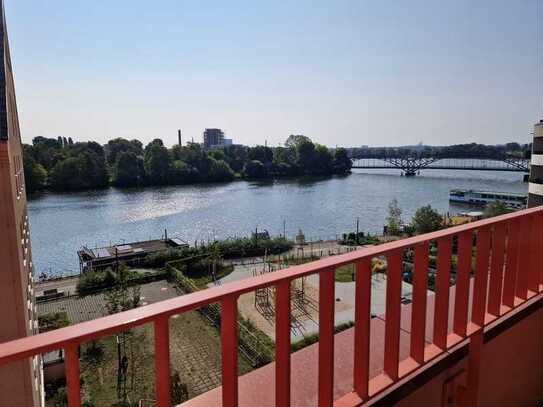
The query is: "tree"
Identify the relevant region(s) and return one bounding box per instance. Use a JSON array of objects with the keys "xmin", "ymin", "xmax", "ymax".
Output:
[
  {"xmin": 484, "ymin": 201, "xmax": 512, "ymax": 218},
  {"xmin": 144, "ymin": 141, "xmax": 170, "ymax": 185},
  {"xmin": 169, "ymin": 160, "xmax": 192, "ymax": 184},
  {"xmin": 208, "ymin": 159, "xmax": 235, "ymax": 182},
  {"xmin": 222, "ymin": 145, "xmax": 248, "ymax": 173},
  {"xmin": 333, "ymin": 148, "xmax": 352, "ymax": 174},
  {"xmin": 296, "ymin": 139, "xmax": 316, "ymax": 173},
  {"xmin": 104, "ymin": 266, "xmax": 141, "ymax": 314},
  {"xmin": 248, "ymin": 146, "xmax": 273, "ymax": 166},
  {"xmin": 114, "ymin": 151, "xmax": 144, "ymax": 187},
  {"xmin": 313, "ymin": 144, "xmax": 333, "ymax": 174},
  {"xmin": 49, "ymin": 148, "xmax": 107, "ymax": 191},
  {"xmin": 285, "ymin": 134, "xmax": 311, "ymax": 149},
  {"xmin": 386, "ymin": 199, "xmax": 402, "ymax": 235},
  {"xmin": 23, "ymin": 147, "xmax": 47, "ymax": 192},
  {"xmin": 106, "ymin": 138, "xmax": 143, "ymax": 166},
  {"xmin": 79, "ymin": 150, "xmax": 108, "ymax": 188},
  {"xmin": 244, "ymin": 160, "xmax": 268, "ymax": 179},
  {"xmin": 49, "ymin": 157, "xmax": 84, "ymax": 190},
  {"xmin": 411, "ymin": 205, "xmax": 443, "ymax": 234}
]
